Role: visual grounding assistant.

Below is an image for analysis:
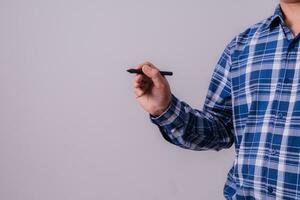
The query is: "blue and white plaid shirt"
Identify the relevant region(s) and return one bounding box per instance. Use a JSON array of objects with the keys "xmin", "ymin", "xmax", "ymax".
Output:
[{"xmin": 149, "ymin": 4, "xmax": 300, "ymax": 199}]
